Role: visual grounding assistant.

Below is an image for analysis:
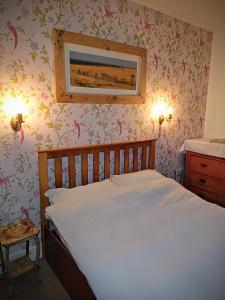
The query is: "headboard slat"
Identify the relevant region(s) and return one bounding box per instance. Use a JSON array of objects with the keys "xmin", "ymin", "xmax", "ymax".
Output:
[
  {"xmin": 124, "ymin": 147, "xmax": 129, "ymax": 173},
  {"xmin": 82, "ymin": 153, "xmax": 88, "ymax": 185},
  {"xmin": 104, "ymin": 150, "xmax": 110, "ymax": 179},
  {"xmin": 141, "ymin": 145, "xmax": 147, "ymax": 170},
  {"xmin": 114, "ymin": 148, "xmax": 120, "ymax": 175},
  {"xmin": 93, "ymin": 151, "xmax": 99, "ymax": 182},
  {"xmin": 133, "ymin": 145, "xmax": 138, "ymax": 172},
  {"xmin": 55, "ymin": 157, "xmax": 62, "ymax": 187},
  {"xmin": 68, "ymin": 155, "xmax": 76, "ymax": 188},
  {"xmin": 149, "ymin": 141, "xmax": 156, "ymax": 169}
]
